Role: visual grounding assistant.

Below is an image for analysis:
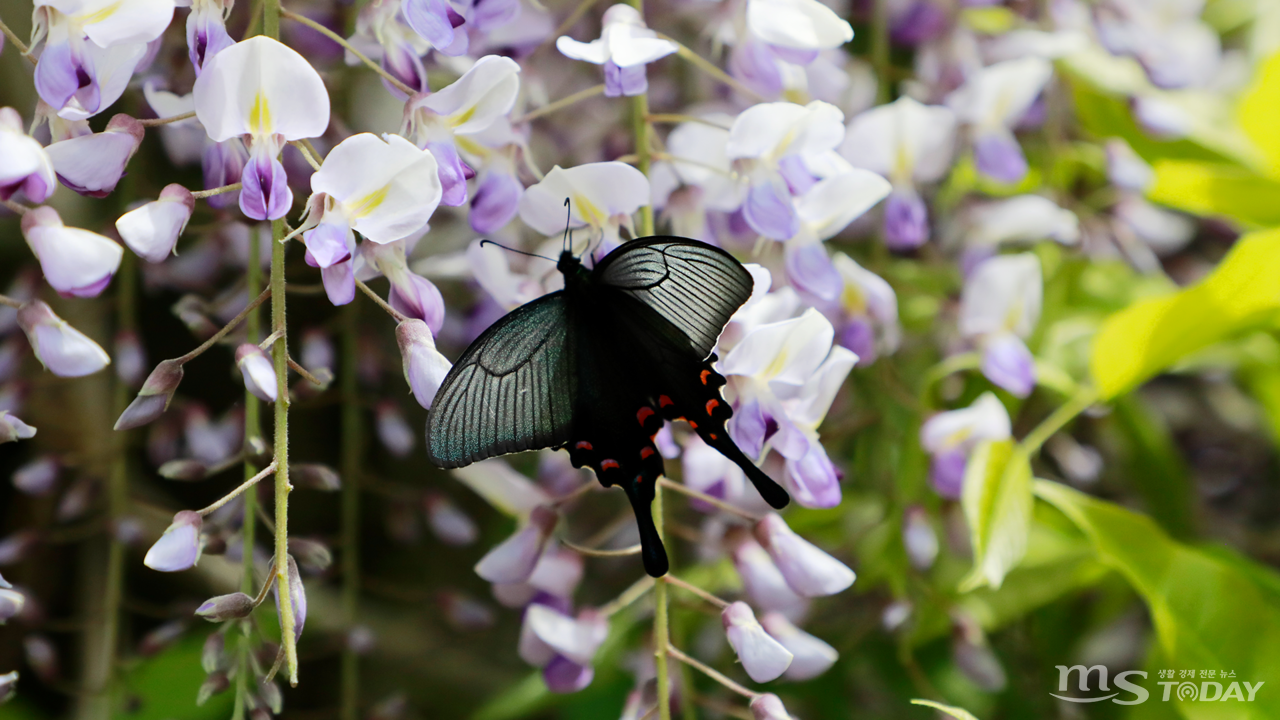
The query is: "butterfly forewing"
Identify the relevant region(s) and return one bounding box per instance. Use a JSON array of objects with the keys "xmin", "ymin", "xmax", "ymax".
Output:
[
  {"xmin": 593, "ymin": 237, "xmax": 754, "ymax": 358},
  {"xmin": 426, "ymin": 293, "xmax": 576, "ymax": 468}
]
